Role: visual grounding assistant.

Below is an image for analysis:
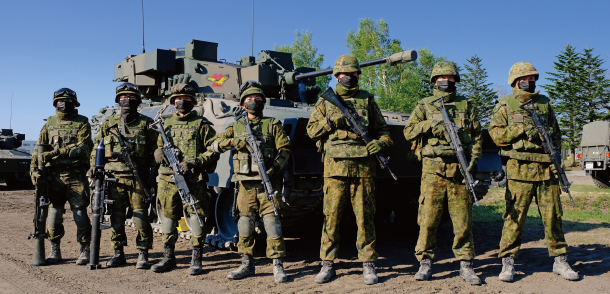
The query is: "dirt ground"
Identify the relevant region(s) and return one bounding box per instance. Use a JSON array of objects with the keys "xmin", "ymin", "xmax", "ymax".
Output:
[{"xmin": 1, "ymin": 180, "xmax": 609, "ymax": 294}]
